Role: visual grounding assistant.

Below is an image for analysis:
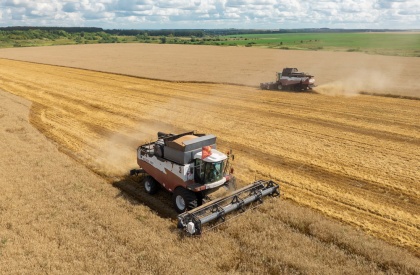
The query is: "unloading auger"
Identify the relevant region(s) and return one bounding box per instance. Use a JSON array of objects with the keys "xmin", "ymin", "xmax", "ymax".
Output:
[{"xmin": 177, "ymin": 179, "xmax": 280, "ymax": 235}]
